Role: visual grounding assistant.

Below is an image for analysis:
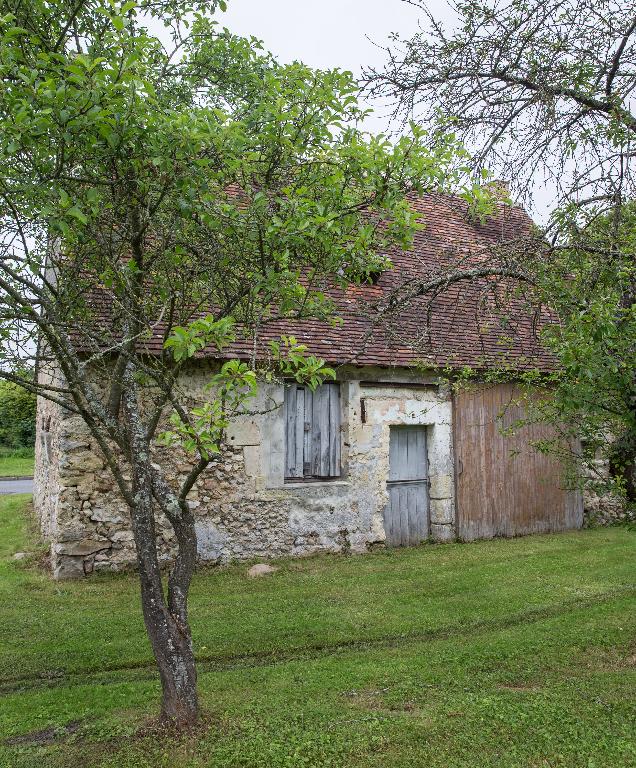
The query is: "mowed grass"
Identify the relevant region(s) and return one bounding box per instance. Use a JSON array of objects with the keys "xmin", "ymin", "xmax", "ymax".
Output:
[
  {"xmin": 0, "ymin": 448, "xmax": 34, "ymax": 478},
  {"xmin": 0, "ymin": 494, "xmax": 635, "ymax": 768}
]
